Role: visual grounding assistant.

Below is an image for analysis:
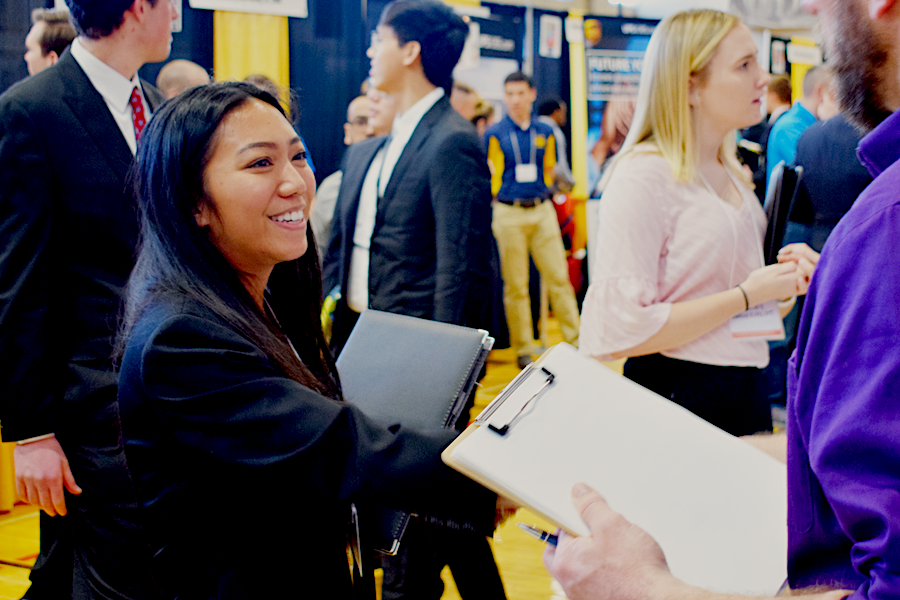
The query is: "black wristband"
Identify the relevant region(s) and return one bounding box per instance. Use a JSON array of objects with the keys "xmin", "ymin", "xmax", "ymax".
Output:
[{"xmin": 736, "ymin": 285, "xmax": 749, "ymax": 310}]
